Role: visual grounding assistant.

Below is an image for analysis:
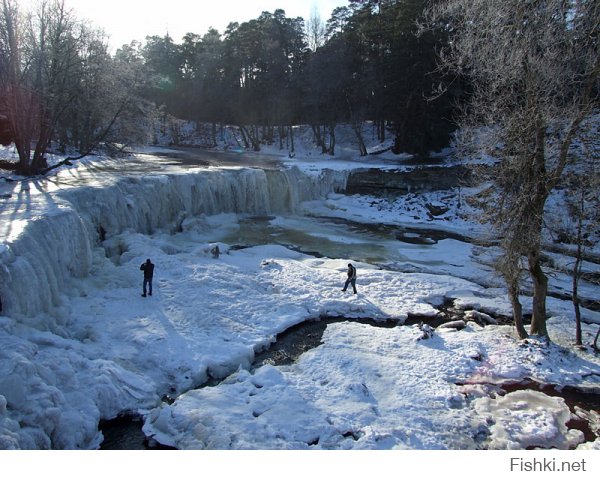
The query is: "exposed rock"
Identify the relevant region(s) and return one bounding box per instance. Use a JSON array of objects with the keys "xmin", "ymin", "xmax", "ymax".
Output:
[
  {"xmin": 465, "ymin": 310, "xmax": 498, "ymax": 325},
  {"xmin": 438, "ymin": 320, "xmax": 466, "ymax": 330},
  {"xmin": 426, "ymin": 202, "xmax": 450, "ymax": 217},
  {"xmin": 345, "ymin": 166, "xmax": 473, "ymax": 195}
]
